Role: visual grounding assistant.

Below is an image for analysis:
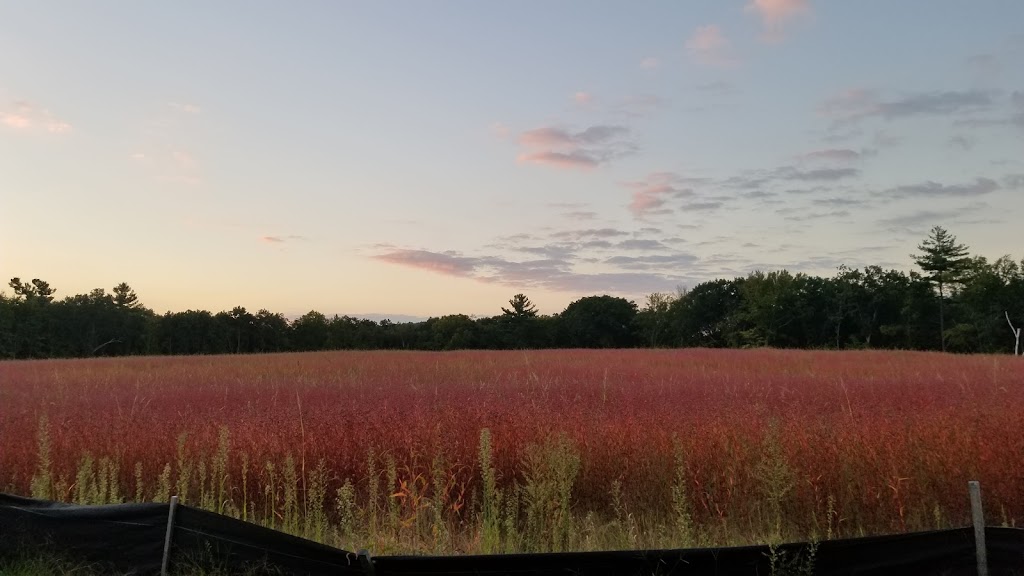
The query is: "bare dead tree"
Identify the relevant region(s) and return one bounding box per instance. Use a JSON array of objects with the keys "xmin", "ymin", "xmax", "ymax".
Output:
[
  {"xmin": 1008, "ymin": 311, "xmax": 1021, "ymax": 356},
  {"xmin": 92, "ymin": 338, "xmax": 122, "ymax": 355}
]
